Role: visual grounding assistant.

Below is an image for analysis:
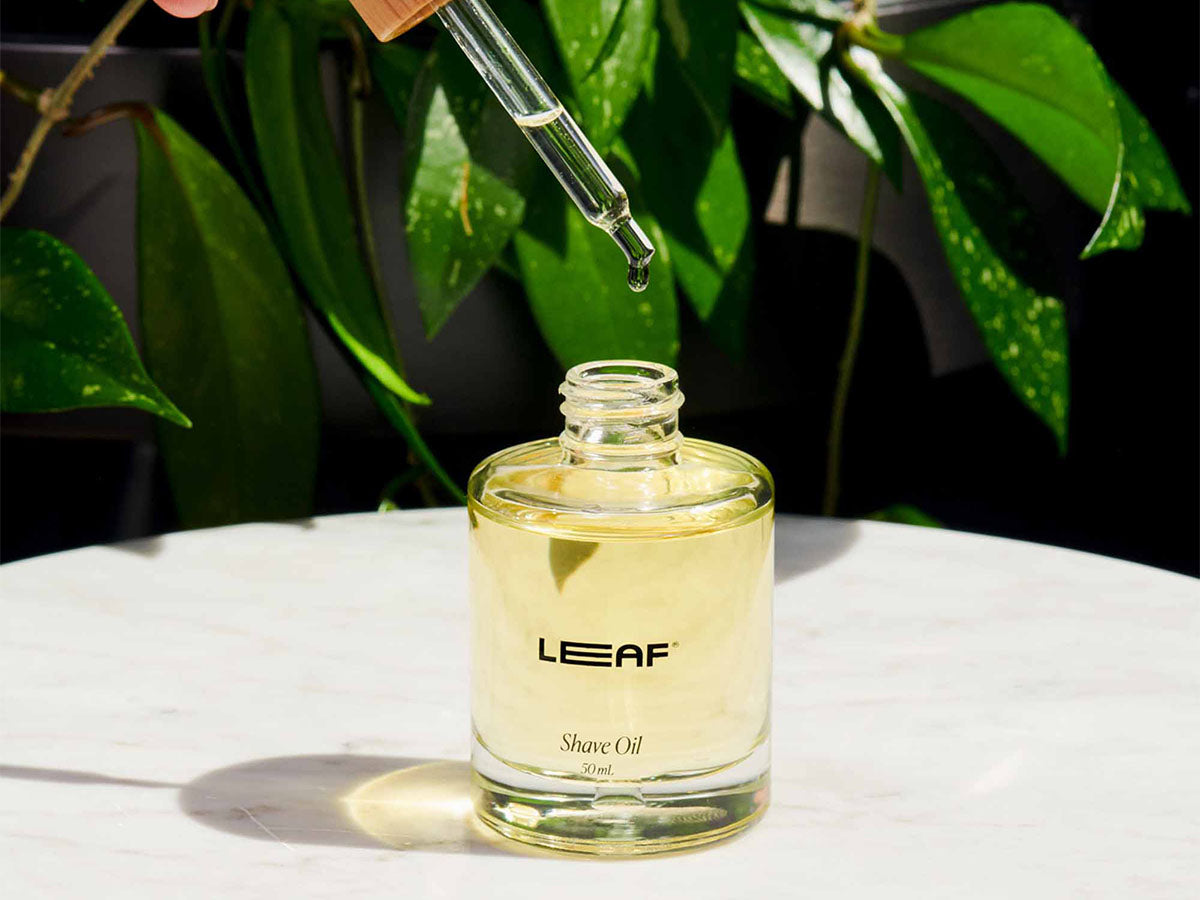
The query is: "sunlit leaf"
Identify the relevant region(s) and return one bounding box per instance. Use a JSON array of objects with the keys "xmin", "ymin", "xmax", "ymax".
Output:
[
  {"xmin": 856, "ymin": 60, "xmax": 1069, "ymax": 450},
  {"xmin": 1080, "ymin": 142, "xmax": 1144, "ymax": 259},
  {"xmin": 245, "ymin": 0, "xmax": 428, "ymax": 404},
  {"xmin": 898, "ymin": 3, "xmax": 1137, "ymax": 253},
  {"xmin": 542, "ymin": 0, "xmax": 658, "ymax": 149},
  {"xmin": 514, "ymin": 162, "xmax": 678, "ymax": 368},
  {"xmin": 134, "ymin": 107, "xmax": 320, "ymax": 526},
  {"xmin": 740, "ymin": 0, "xmax": 902, "ymax": 186},
  {"xmin": 625, "ymin": 45, "xmax": 753, "ymax": 342},
  {"xmin": 0, "ymin": 228, "xmax": 189, "ymax": 426},
  {"xmin": 734, "ymin": 30, "xmax": 792, "ymax": 115},
  {"xmin": 402, "ymin": 43, "xmax": 529, "ymax": 336},
  {"xmin": 1110, "ymin": 80, "xmax": 1190, "ymax": 214}
]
